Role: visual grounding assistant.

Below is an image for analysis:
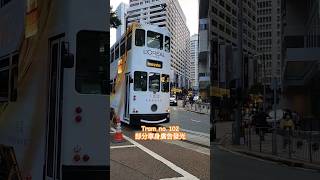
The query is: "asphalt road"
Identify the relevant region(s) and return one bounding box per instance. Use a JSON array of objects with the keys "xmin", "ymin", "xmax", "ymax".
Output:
[
  {"xmin": 212, "ymin": 145, "xmax": 320, "ymax": 180},
  {"xmin": 110, "ymin": 124, "xmax": 210, "ymax": 180},
  {"xmin": 169, "ymin": 106, "xmax": 210, "ymax": 134}
]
